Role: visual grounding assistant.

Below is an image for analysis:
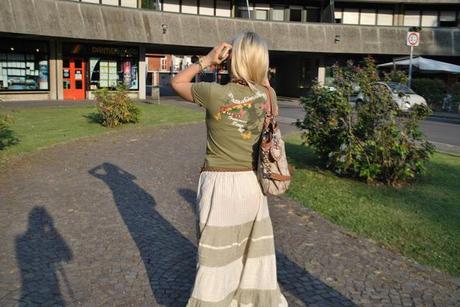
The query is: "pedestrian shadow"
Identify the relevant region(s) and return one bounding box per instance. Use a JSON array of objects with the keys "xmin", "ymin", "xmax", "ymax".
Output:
[
  {"xmin": 15, "ymin": 207, "xmax": 73, "ymax": 307},
  {"xmin": 178, "ymin": 188, "xmax": 356, "ymax": 307},
  {"xmin": 89, "ymin": 163, "xmax": 196, "ymax": 307}
]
